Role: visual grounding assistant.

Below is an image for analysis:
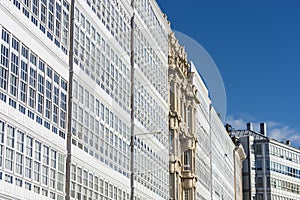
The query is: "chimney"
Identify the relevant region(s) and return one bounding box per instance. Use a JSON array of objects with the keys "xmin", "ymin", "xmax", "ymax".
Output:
[
  {"xmin": 286, "ymin": 140, "xmax": 291, "ymax": 146},
  {"xmin": 247, "ymin": 123, "xmax": 253, "ymax": 131},
  {"xmin": 260, "ymin": 123, "xmax": 267, "ymax": 136}
]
